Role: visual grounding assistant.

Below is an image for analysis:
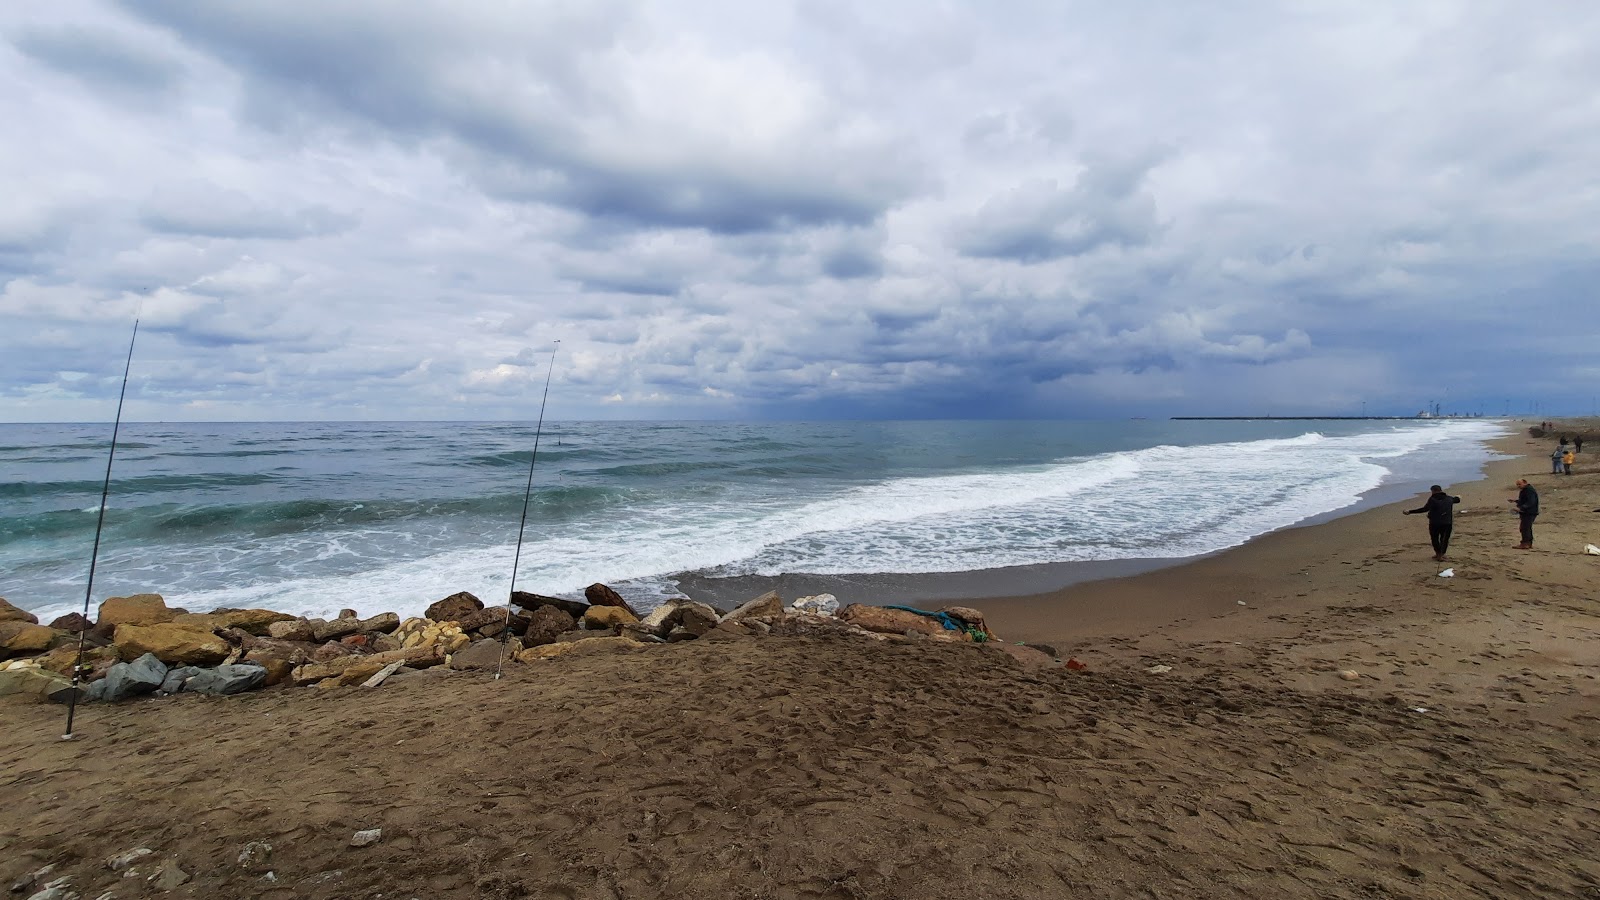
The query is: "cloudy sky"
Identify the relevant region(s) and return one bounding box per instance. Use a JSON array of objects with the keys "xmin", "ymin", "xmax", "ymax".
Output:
[{"xmin": 2, "ymin": 1, "xmax": 1597, "ymax": 422}]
